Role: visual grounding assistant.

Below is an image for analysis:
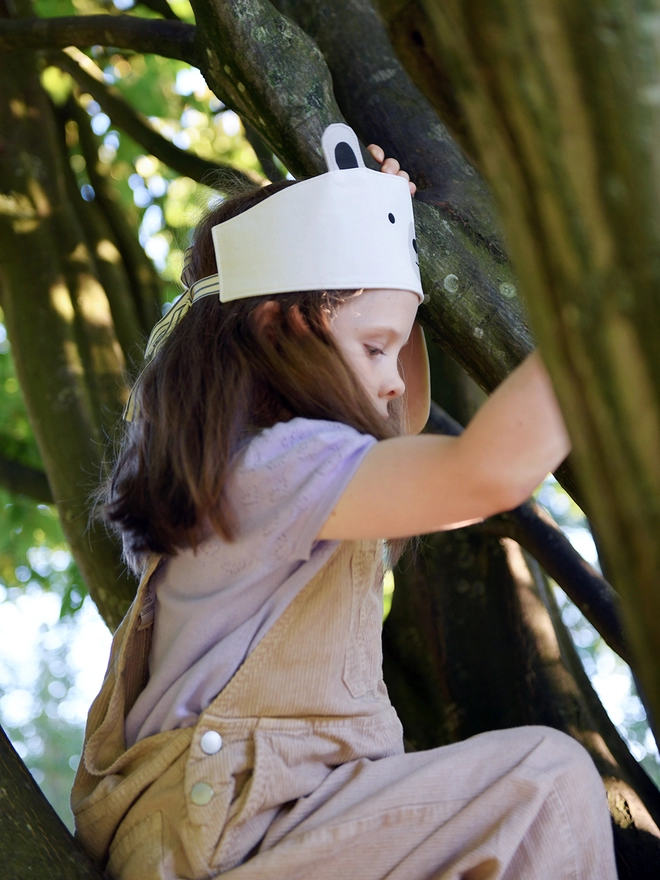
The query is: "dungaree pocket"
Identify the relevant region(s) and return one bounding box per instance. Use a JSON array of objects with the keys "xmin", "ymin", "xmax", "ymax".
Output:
[{"xmin": 342, "ymin": 541, "xmax": 384, "ymax": 698}]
